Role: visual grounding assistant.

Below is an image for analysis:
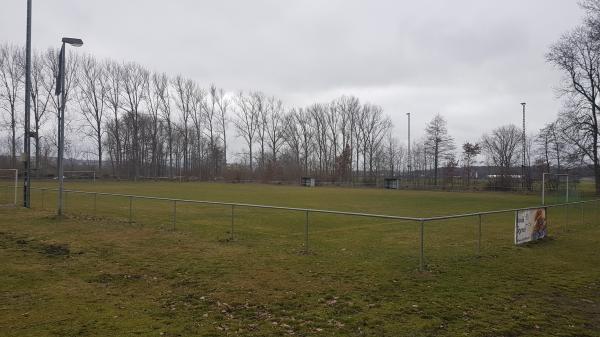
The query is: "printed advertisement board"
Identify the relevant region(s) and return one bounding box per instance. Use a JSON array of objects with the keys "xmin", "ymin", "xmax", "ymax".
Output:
[{"xmin": 515, "ymin": 208, "xmax": 547, "ymax": 245}]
